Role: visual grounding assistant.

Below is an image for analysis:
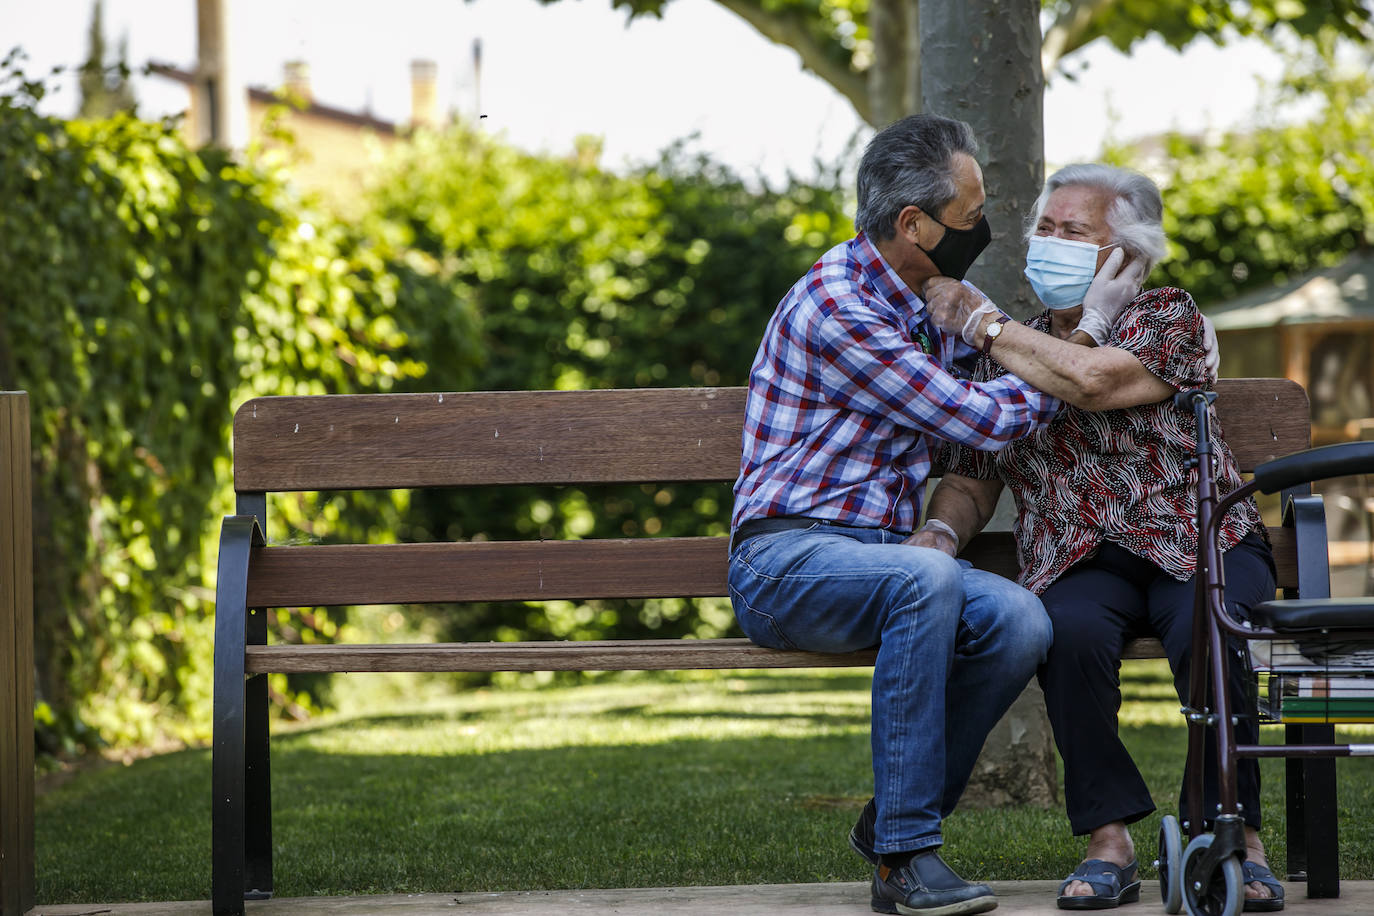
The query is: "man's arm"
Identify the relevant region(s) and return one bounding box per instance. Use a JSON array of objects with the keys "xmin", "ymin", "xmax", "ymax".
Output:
[{"xmin": 905, "ymin": 474, "xmax": 1004, "ymax": 556}]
